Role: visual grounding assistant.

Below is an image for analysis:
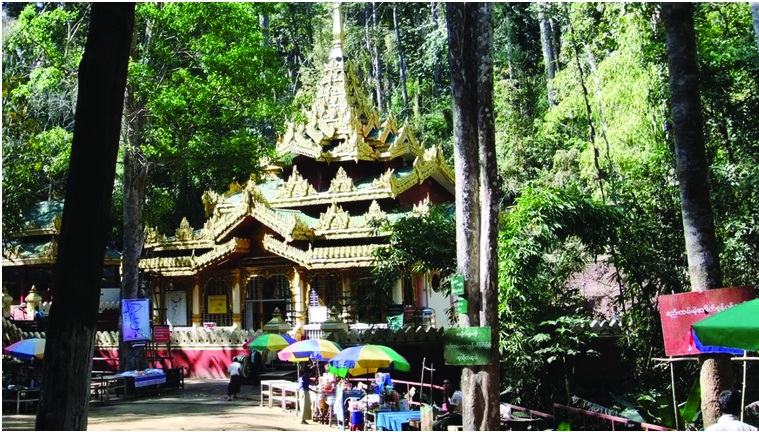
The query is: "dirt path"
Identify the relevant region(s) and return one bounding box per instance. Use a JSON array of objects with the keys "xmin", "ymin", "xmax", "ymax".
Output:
[{"xmin": 2, "ymin": 379, "xmax": 333, "ymax": 431}]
